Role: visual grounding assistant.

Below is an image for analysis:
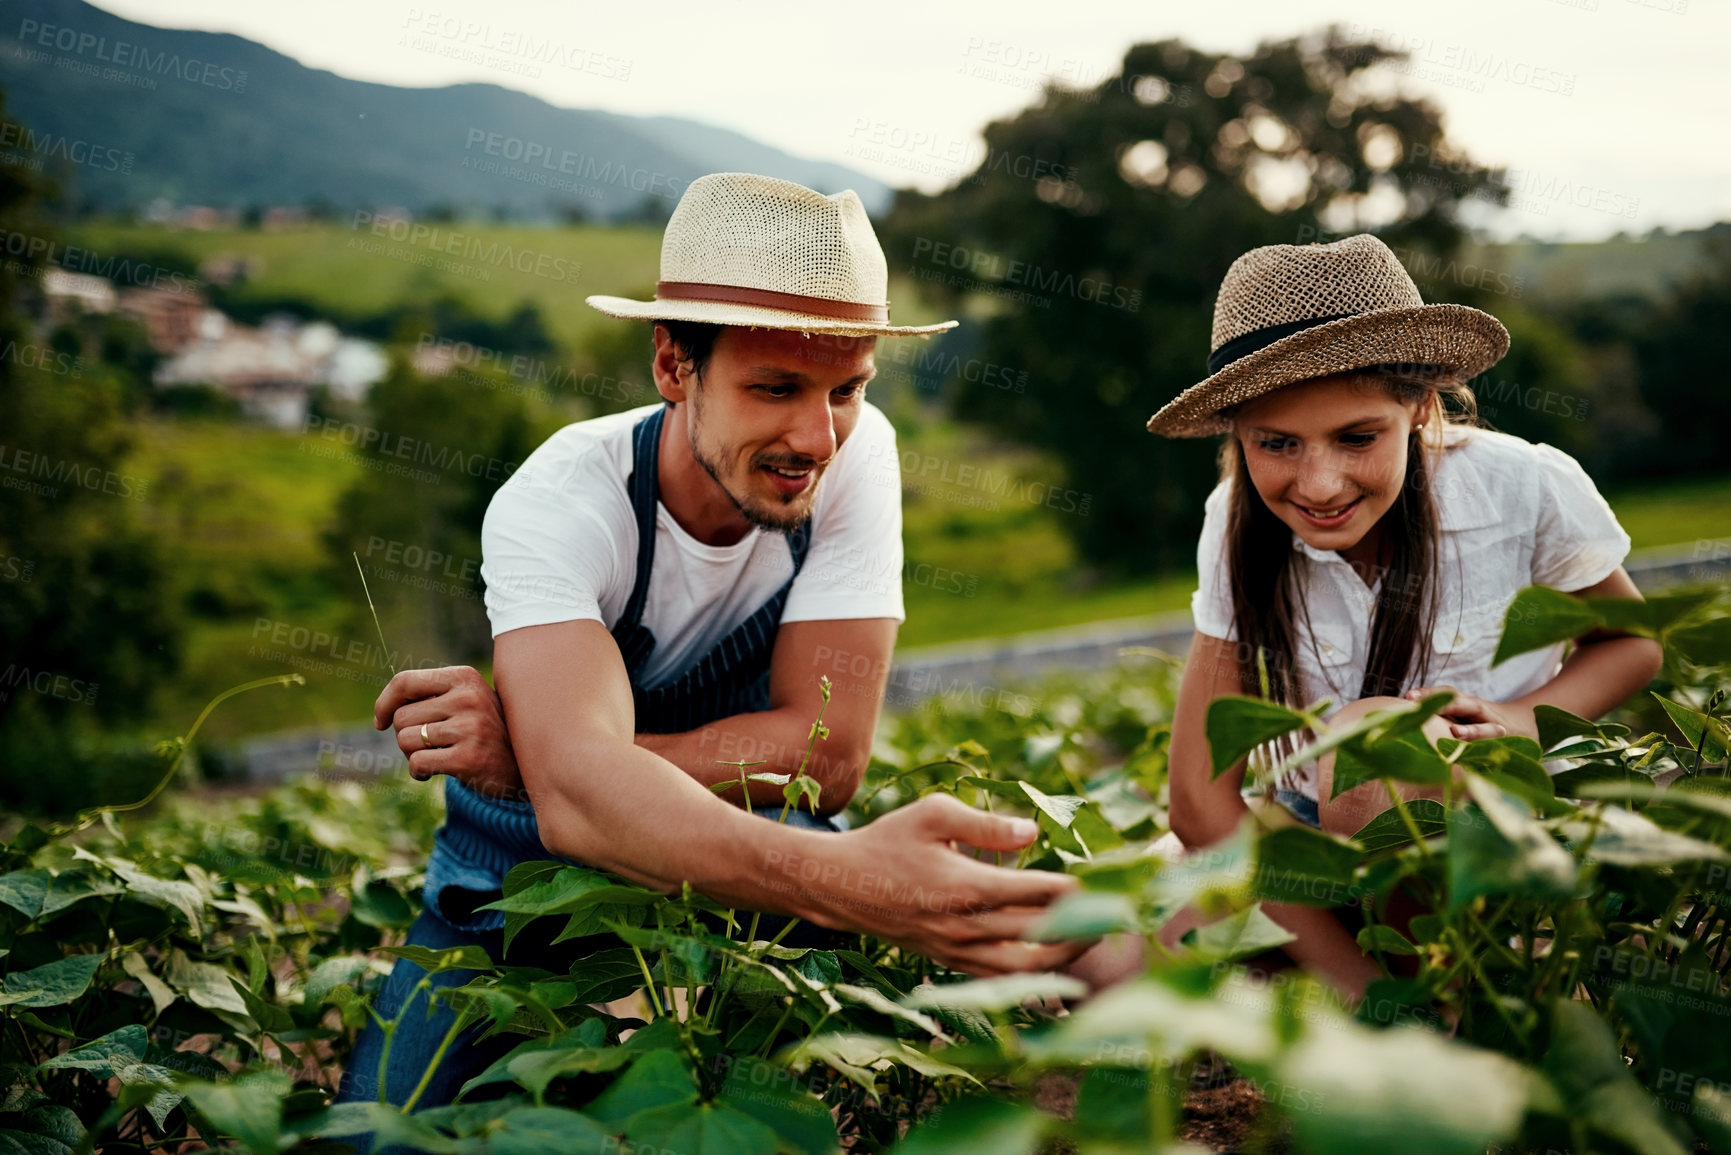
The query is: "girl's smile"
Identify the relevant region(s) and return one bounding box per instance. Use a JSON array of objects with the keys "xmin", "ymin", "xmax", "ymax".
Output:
[{"xmin": 1233, "ymin": 373, "xmax": 1422, "ymax": 572}]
